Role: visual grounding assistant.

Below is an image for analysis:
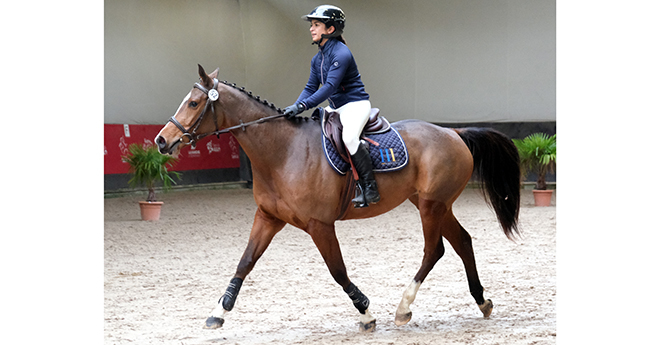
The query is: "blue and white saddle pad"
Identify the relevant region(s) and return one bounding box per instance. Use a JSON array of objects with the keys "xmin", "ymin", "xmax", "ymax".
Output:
[{"xmin": 323, "ymin": 127, "xmax": 409, "ymax": 175}]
